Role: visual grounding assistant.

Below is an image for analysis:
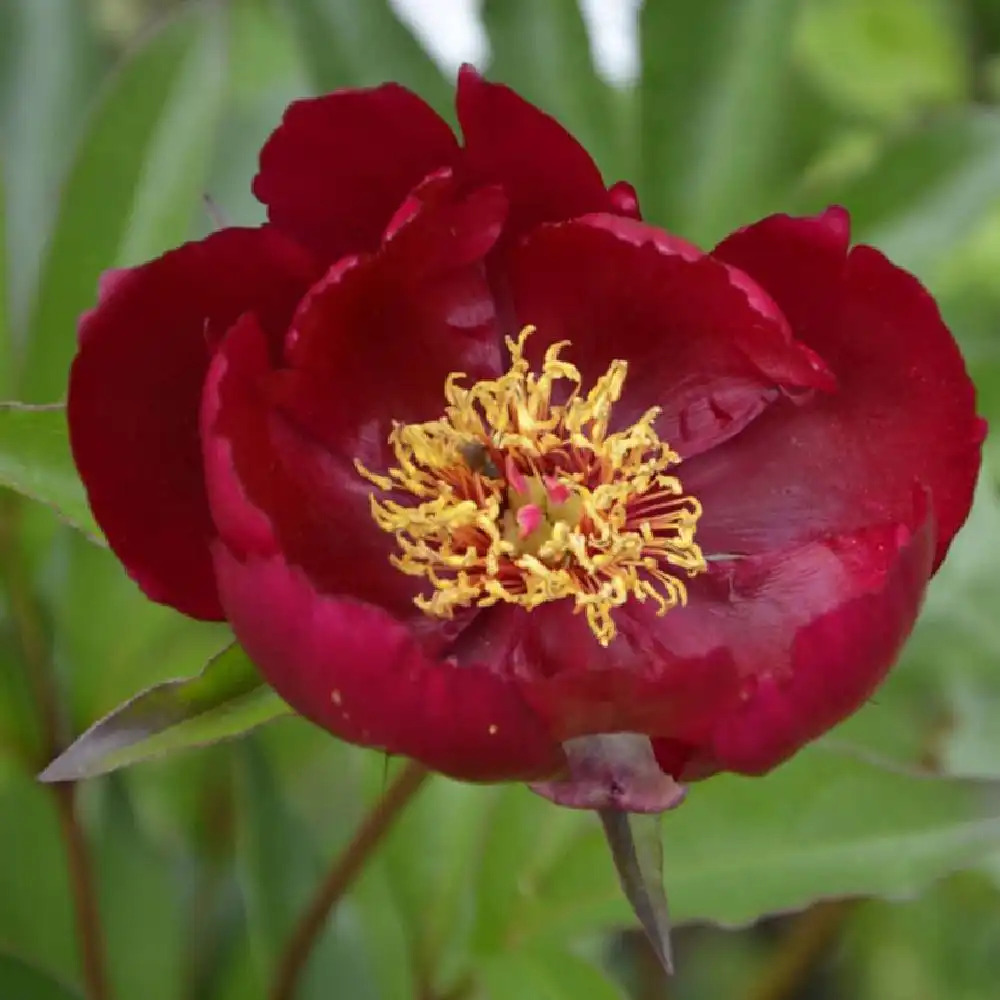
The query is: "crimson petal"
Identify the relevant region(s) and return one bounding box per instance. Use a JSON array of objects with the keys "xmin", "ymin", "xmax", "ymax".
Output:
[
  {"xmin": 508, "ymin": 215, "xmax": 834, "ymax": 459},
  {"xmin": 254, "ymin": 84, "xmax": 458, "ymax": 264},
  {"xmin": 213, "ymin": 542, "xmax": 564, "ymax": 782},
  {"xmin": 695, "ymin": 209, "xmax": 983, "ymax": 563},
  {"xmin": 202, "ymin": 184, "xmax": 506, "ymax": 622},
  {"xmin": 492, "ymin": 506, "xmax": 933, "ymax": 779},
  {"xmin": 274, "ymin": 179, "xmax": 505, "ymax": 466},
  {"xmin": 456, "ymin": 65, "xmax": 613, "ymax": 240},
  {"xmin": 69, "ymin": 227, "xmax": 318, "ymax": 620},
  {"xmin": 670, "ymin": 508, "xmax": 936, "ymax": 777},
  {"xmin": 201, "ymin": 313, "xmax": 434, "ymax": 624}
]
